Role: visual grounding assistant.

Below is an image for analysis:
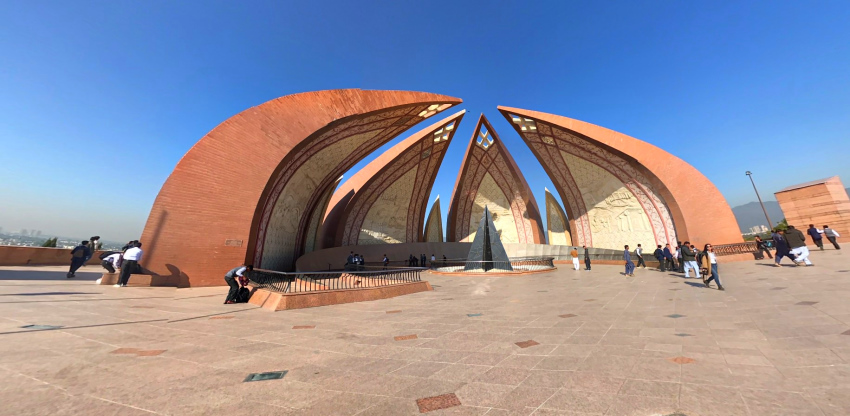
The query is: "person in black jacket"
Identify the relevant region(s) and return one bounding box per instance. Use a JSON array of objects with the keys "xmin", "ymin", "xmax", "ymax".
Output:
[
  {"xmin": 653, "ymin": 245, "xmax": 665, "ymax": 272},
  {"xmin": 67, "ymin": 241, "xmax": 91, "ymax": 278},
  {"xmin": 583, "ymin": 245, "xmax": 591, "ymax": 271},
  {"xmin": 681, "ymin": 241, "xmax": 701, "ymax": 279},
  {"xmin": 786, "ymin": 225, "xmax": 812, "ymax": 266},
  {"xmin": 772, "ymin": 229, "xmax": 795, "ymax": 267}
]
